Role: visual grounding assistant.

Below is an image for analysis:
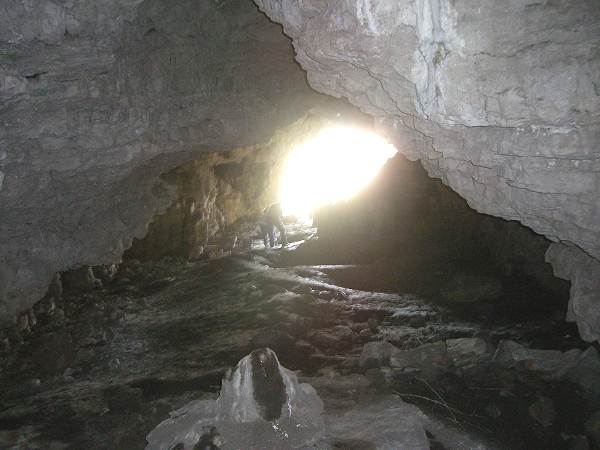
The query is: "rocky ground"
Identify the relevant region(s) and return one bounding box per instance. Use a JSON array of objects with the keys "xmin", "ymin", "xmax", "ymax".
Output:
[{"xmin": 1, "ymin": 231, "xmax": 600, "ymax": 449}]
